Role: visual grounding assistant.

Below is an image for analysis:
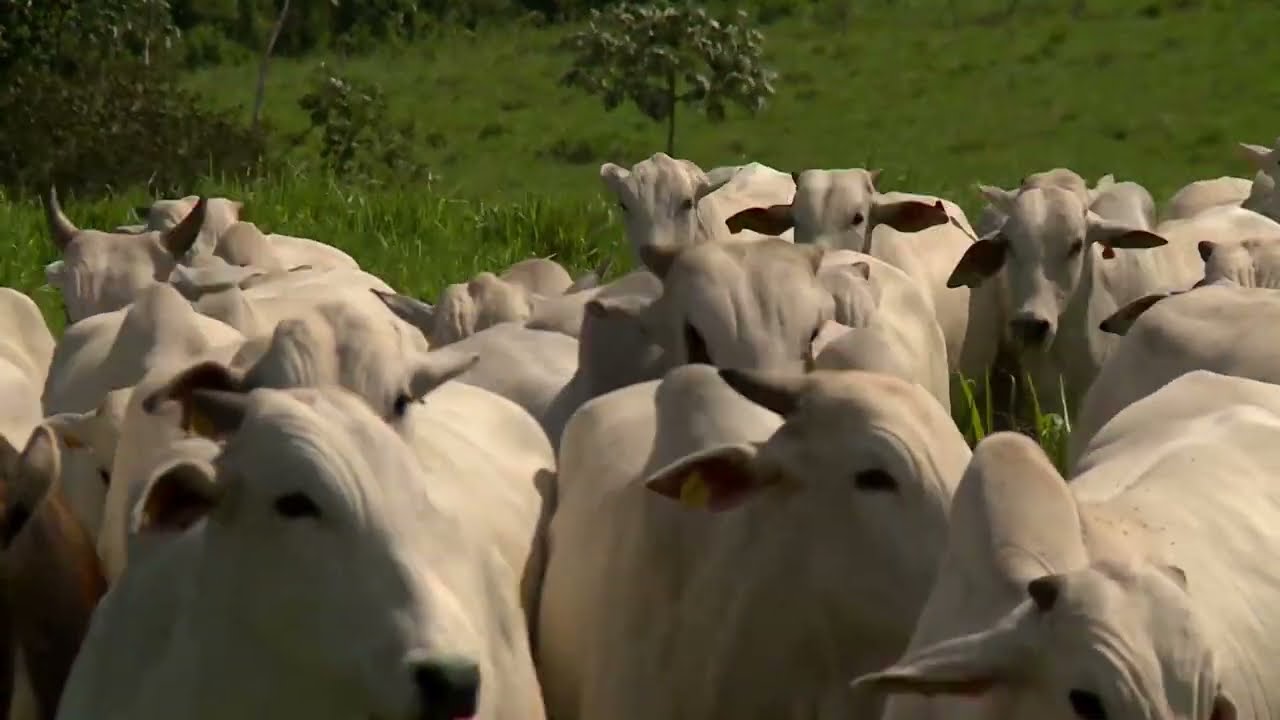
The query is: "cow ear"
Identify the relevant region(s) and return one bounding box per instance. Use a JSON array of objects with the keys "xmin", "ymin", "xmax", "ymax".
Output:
[
  {"xmin": 1098, "ymin": 292, "xmax": 1172, "ymax": 335},
  {"xmin": 643, "ymin": 442, "xmax": 774, "ymax": 512},
  {"xmin": 0, "ymin": 426, "xmax": 62, "ymax": 548},
  {"xmin": 599, "ymin": 162, "xmax": 629, "ymax": 195},
  {"xmin": 1085, "ymin": 213, "xmax": 1167, "ymax": 250},
  {"xmin": 719, "ymin": 367, "xmax": 807, "ymax": 417},
  {"xmin": 849, "ymin": 610, "xmax": 1031, "ymax": 698},
  {"xmin": 407, "ymin": 350, "xmax": 479, "ymax": 400},
  {"xmin": 947, "ymin": 235, "xmax": 1008, "ymax": 288},
  {"xmin": 143, "ymin": 361, "xmax": 247, "ymax": 437},
  {"xmin": 372, "ymin": 289, "xmax": 435, "ymax": 339},
  {"xmin": 134, "ymin": 459, "xmax": 222, "ymax": 534},
  {"xmin": 976, "ymin": 183, "xmax": 1017, "ymax": 215},
  {"xmin": 1211, "ymin": 694, "xmax": 1238, "ymax": 720},
  {"xmin": 43, "ymin": 410, "xmax": 97, "ymax": 450},
  {"xmin": 725, "ymin": 204, "xmax": 795, "ymax": 236},
  {"xmin": 694, "ymin": 172, "xmax": 734, "ymax": 204},
  {"xmin": 869, "ymin": 197, "xmax": 950, "ymax": 234},
  {"xmin": 1198, "ymin": 240, "xmax": 1216, "ymax": 262}
]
